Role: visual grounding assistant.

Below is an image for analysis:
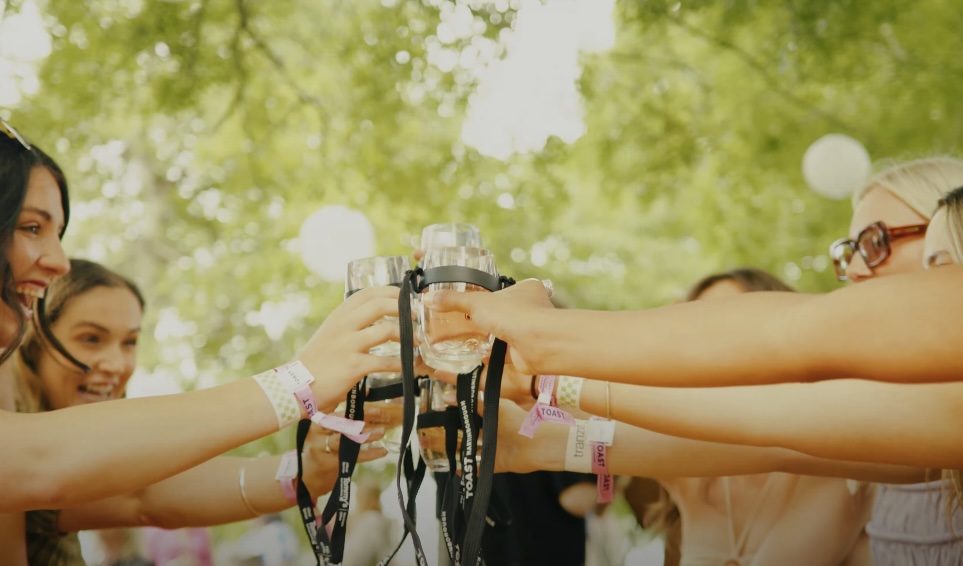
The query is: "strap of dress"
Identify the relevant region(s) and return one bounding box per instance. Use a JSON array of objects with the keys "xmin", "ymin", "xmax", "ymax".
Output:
[{"xmin": 723, "ymin": 475, "xmax": 777, "ymax": 559}]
